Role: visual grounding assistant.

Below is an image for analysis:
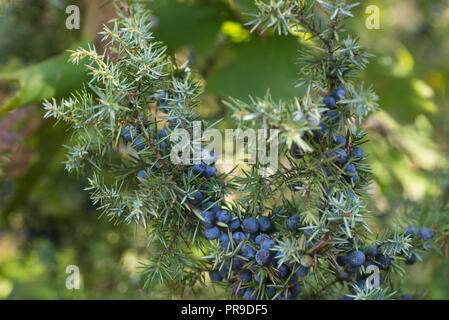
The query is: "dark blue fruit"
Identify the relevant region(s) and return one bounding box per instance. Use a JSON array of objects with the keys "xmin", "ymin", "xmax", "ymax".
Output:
[
  {"xmin": 241, "ymin": 244, "xmax": 256, "ymax": 259},
  {"xmin": 233, "ymin": 285, "xmax": 245, "ymax": 297},
  {"xmin": 323, "ymin": 95, "xmax": 336, "ymax": 109},
  {"xmin": 201, "ymin": 211, "xmax": 216, "ymax": 228},
  {"xmin": 193, "ymin": 161, "xmax": 207, "ymax": 175},
  {"xmin": 239, "ymin": 269, "xmax": 252, "ymax": 283},
  {"xmin": 244, "ymin": 289, "xmax": 257, "ymax": 300},
  {"xmin": 418, "ymin": 227, "xmax": 434, "ymax": 240},
  {"xmin": 243, "ymin": 217, "xmax": 259, "ymax": 234},
  {"xmin": 348, "ymin": 251, "xmax": 366, "ymax": 267},
  {"xmin": 290, "ymin": 142, "xmax": 302, "ymax": 159},
  {"xmin": 210, "ymin": 271, "xmax": 222, "ymax": 282},
  {"xmin": 231, "ymin": 257, "xmax": 245, "ymax": 271},
  {"xmin": 262, "ymin": 238, "xmax": 276, "ymax": 250},
  {"xmin": 335, "ymin": 134, "xmax": 346, "ymax": 147},
  {"xmin": 255, "ymin": 249, "xmax": 272, "ymax": 265},
  {"xmin": 217, "ymin": 210, "xmax": 232, "ymax": 224},
  {"xmin": 290, "ymin": 284, "xmax": 301, "ymax": 297},
  {"xmin": 204, "ymin": 227, "xmax": 220, "ymax": 240},
  {"xmin": 266, "ymin": 287, "xmax": 277, "ymax": 298},
  {"xmin": 228, "ymin": 218, "xmax": 241, "ymax": 232},
  {"xmin": 278, "ymin": 265, "xmax": 289, "ymax": 278},
  {"xmin": 204, "ymin": 166, "xmax": 218, "ymax": 178},
  {"xmin": 348, "ymin": 190, "xmax": 358, "ymax": 202},
  {"xmin": 190, "ymin": 191, "xmax": 203, "ymax": 205},
  {"xmin": 405, "ymin": 253, "xmax": 416, "ymax": 265},
  {"xmin": 351, "ymin": 147, "xmax": 365, "ymax": 161},
  {"xmin": 400, "ymin": 294, "xmax": 413, "ymax": 300},
  {"xmin": 405, "ymin": 226, "xmax": 419, "ymax": 238},
  {"xmin": 295, "ymin": 265, "xmax": 310, "ymax": 277},
  {"xmin": 219, "ymin": 232, "xmax": 230, "ymax": 249},
  {"xmin": 345, "ymin": 164, "xmax": 359, "ymax": 184},
  {"xmin": 336, "ymin": 255, "xmax": 347, "ymax": 266},
  {"xmin": 258, "ymin": 216, "xmax": 272, "ymax": 232},
  {"xmin": 287, "ymin": 215, "xmax": 301, "ymax": 231},
  {"xmin": 131, "ymin": 137, "xmax": 146, "ymax": 151},
  {"xmin": 253, "ymin": 273, "xmax": 266, "ymax": 283},
  {"xmin": 334, "ymin": 86, "xmax": 346, "ymax": 101},
  {"xmin": 232, "ymin": 232, "xmax": 246, "ymax": 244},
  {"xmin": 374, "ymin": 254, "xmax": 391, "ymax": 270},
  {"xmin": 365, "ymin": 245, "xmax": 378, "ymax": 258},
  {"xmin": 202, "ymin": 201, "xmax": 220, "ymax": 213},
  {"xmin": 121, "ymin": 125, "xmax": 137, "ymax": 142}
]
